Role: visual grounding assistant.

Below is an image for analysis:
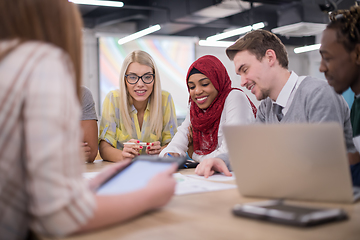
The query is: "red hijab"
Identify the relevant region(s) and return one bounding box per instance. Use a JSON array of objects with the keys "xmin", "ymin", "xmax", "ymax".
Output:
[{"xmin": 186, "ymin": 55, "xmax": 257, "ymax": 155}]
